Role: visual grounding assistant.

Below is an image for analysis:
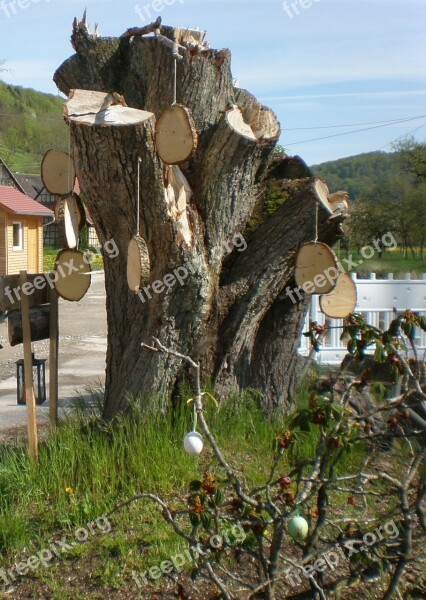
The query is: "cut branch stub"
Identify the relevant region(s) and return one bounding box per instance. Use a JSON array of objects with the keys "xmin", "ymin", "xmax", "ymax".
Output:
[
  {"xmin": 54, "ymin": 249, "xmax": 91, "ymax": 301},
  {"xmin": 320, "ymin": 272, "xmax": 357, "ymax": 318},
  {"xmin": 225, "ymin": 104, "xmax": 280, "ymax": 143},
  {"xmin": 295, "ymin": 242, "xmax": 339, "ymax": 295},
  {"xmin": 65, "ymin": 88, "xmax": 154, "ymax": 126},
  {"xmin": 155, "ymin": 104, "xmax": 198, "ymax": 165},
  {"xmin": 41, "ymin": 150, "xmax": 75, "ymax": 196},
  {"xmin": 225, "ymin": 107, "xmax": 256, "ymax": 141},
  {"xmin": 66, "ymin": 88, "xmax": 126, "ymax": 115},
  {"xmin": 127, "ymin": 236, "xmax": 150, "ymax": 292},
  {"xmin": 233, "ymin": 89, "xmax": 281, "ymax": 142}
]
